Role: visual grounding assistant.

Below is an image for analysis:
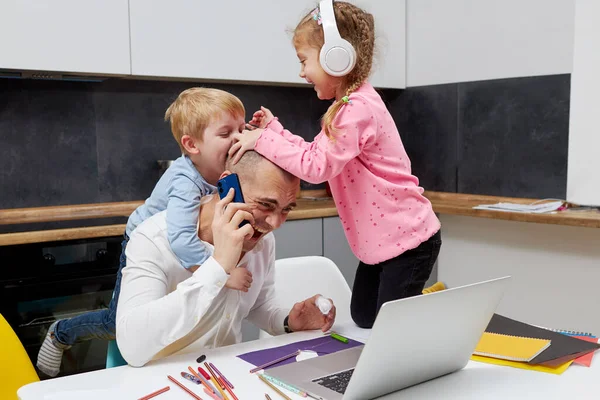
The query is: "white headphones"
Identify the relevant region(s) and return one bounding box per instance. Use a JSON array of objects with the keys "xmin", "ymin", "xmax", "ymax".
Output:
[{"xmin": 318, "ymin": 0, "xmax": 357, "ymax": 77}]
